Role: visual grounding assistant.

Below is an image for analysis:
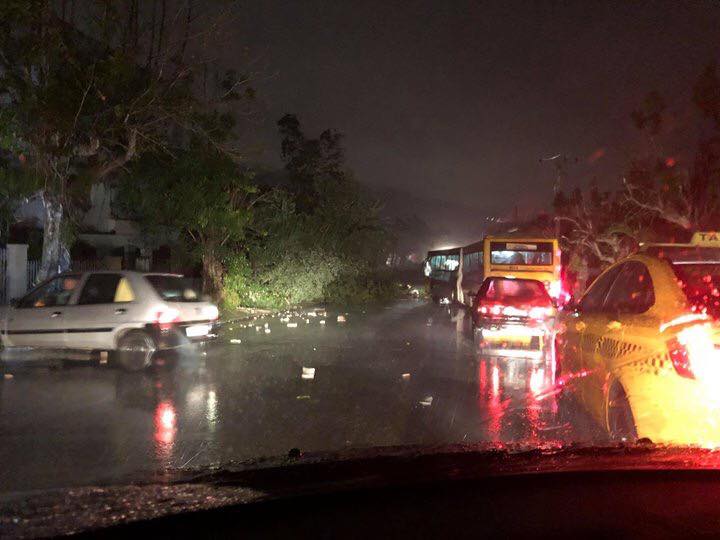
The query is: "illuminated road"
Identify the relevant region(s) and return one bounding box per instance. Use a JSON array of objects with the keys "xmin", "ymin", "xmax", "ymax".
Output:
[{"xmin": 0, "ymin": 300, "xmax": 592, "ymax": 494}]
